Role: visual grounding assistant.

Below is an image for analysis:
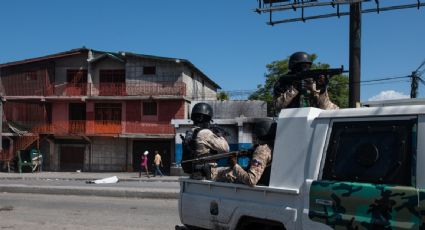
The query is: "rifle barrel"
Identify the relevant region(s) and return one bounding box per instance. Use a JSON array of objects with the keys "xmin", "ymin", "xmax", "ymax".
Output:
[
  {"xmin": 181, "ymin": 151, "xmax": 245, "ymax": 164},
  {"xmin": 281, "ymin": 67, "xmax": 348, "ymax": 82}
]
